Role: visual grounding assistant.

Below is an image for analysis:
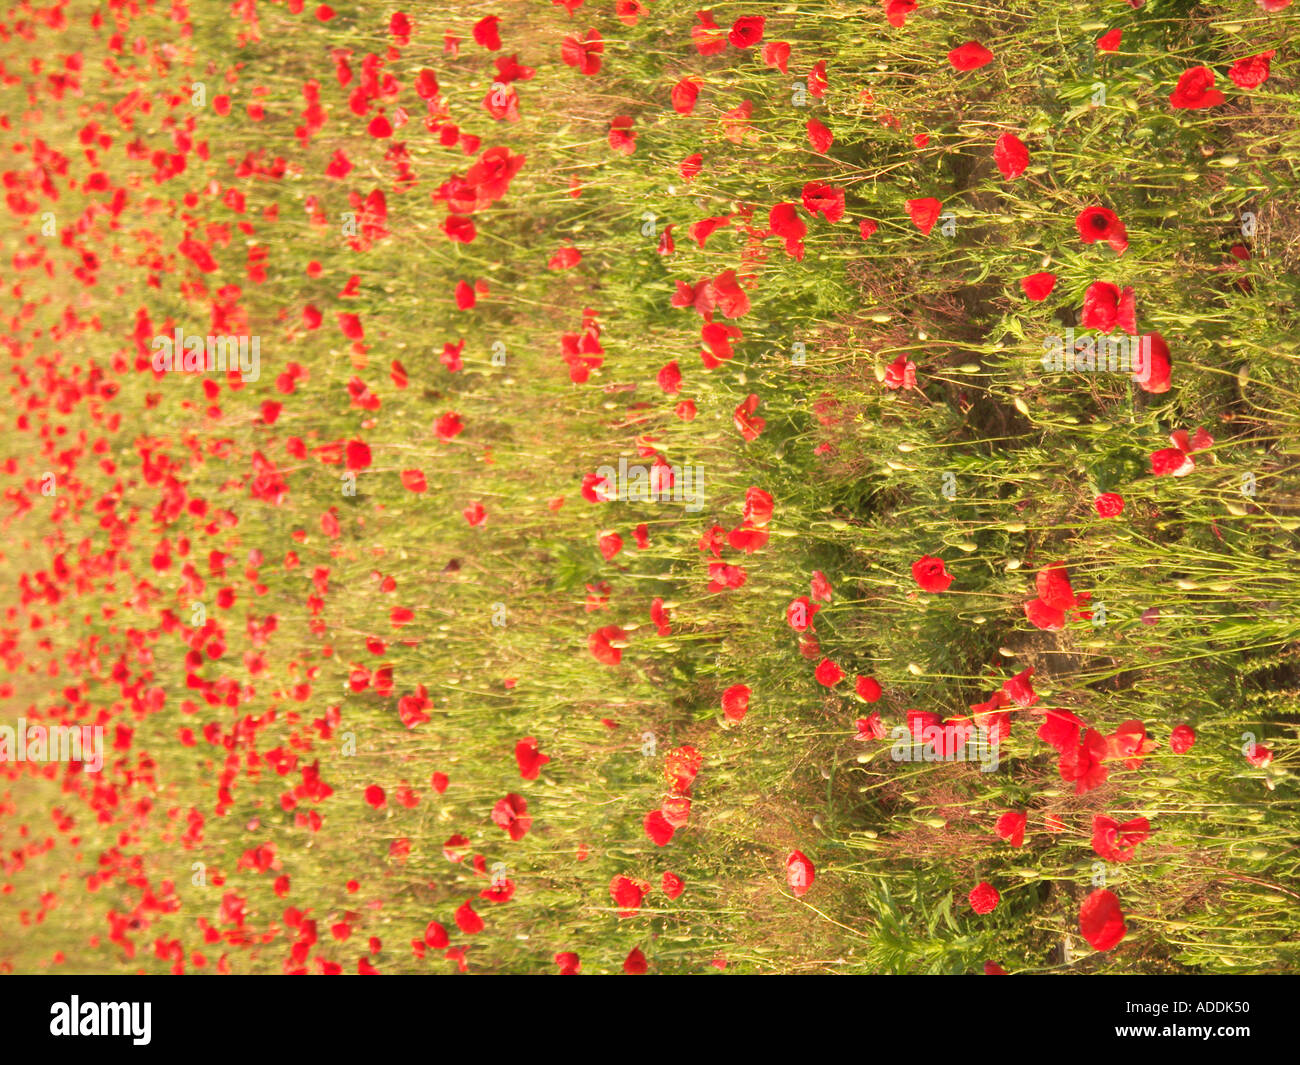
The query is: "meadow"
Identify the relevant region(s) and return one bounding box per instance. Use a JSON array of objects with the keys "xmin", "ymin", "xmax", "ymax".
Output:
[{"xmin": 0, "ymin": 0, "xmax": 1298, "ymax": 974}]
